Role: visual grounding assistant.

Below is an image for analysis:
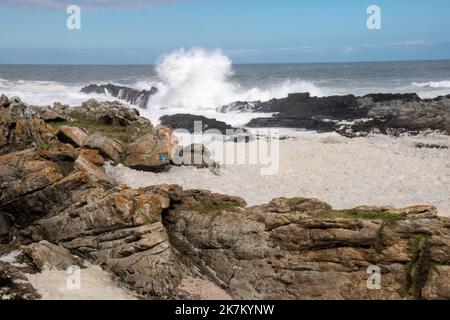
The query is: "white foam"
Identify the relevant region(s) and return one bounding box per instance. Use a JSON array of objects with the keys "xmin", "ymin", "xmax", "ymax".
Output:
[
  {"xmin": 106, "ymin": 132, "xmax": 450, "ymax": 217},
  {"xmin": 0, "ymin": 79, "xmax": 109, "ymax": 106},
  {"xmin": 26, "ymin": 264, "xmax": 137, "ymax": 300},
  {"xmin": 412, "ymin": 80, "xmax": 450, "ymax": 89},
  {"xmin": 144, "ymin": 48, "xmax": 323, "ymax": 113}
]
